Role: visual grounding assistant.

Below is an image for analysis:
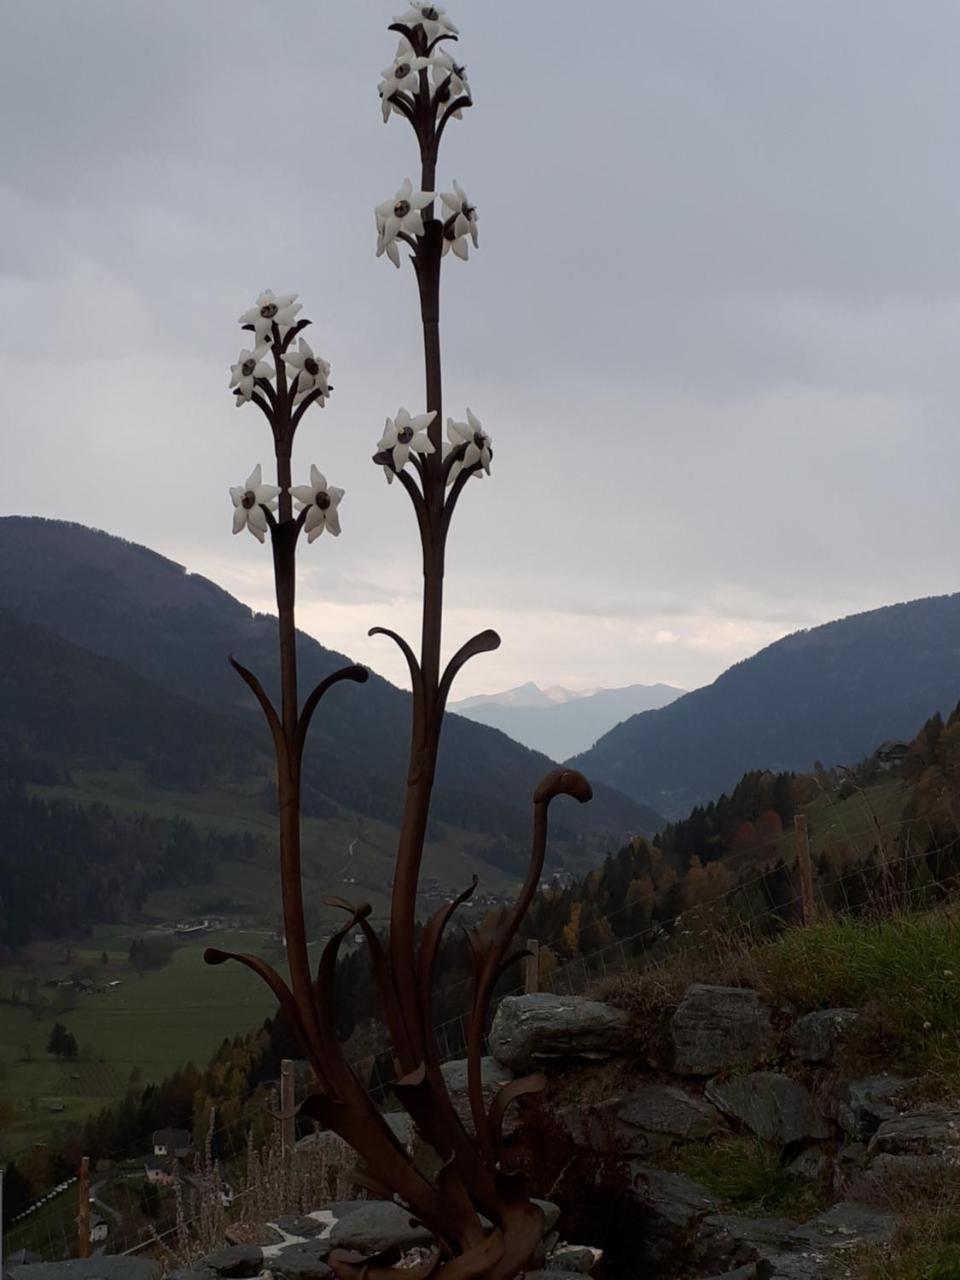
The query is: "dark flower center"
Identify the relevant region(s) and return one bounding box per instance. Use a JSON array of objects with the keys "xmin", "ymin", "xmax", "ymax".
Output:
[
  {"xmin": 241, "ymin": 358, "xmax": 256, "ymax": 377},
  {"xmin": 398, "ymin": 426, "xmax": 414, "ymax": 444},
  {"xmin": 436, "ymin": 84, "xmax": 451, "ymax": 103},
  {"xmin": 394, "ymin": 199, "xmax": 411, "ymax": 218},
  {"xmin": 473, "ymin": 431, "xmax": 486, "ymax": 449},
  {"xmin": 304, "ymin": 357, "xmax": 320, "ymax": 376},
  {"xmin": 395, "ymin": 62, "xmax": 411, "ymax": 78},
  {"xmin": 259, "ymin": 302, "xmax": 279, "ymax": 319},
  {"xmin": 241, "ymin": 490, "xmax": 257, "ymax": 510},
  {"xmin": 315, "ymin": 492, "xmax": 331, "ymax": 511},
  {"xmin": 443, "ymin": 223, "xmax": 458, "ymax": 241},
  {"xmin": 422, "ymin": 7, "xmax": 439, "ymax": 20}
]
